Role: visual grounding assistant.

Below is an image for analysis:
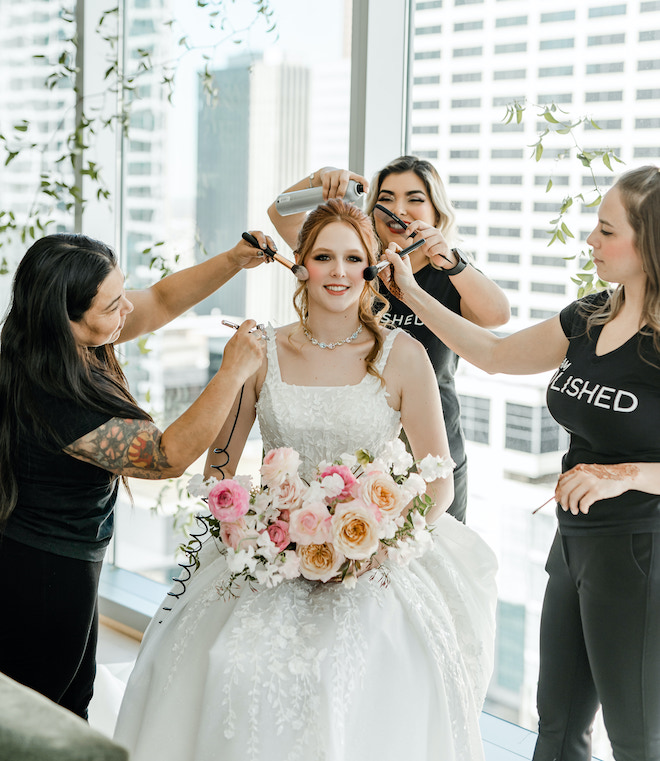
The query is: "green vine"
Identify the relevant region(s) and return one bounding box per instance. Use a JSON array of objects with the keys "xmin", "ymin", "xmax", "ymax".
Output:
[{"xmin": 503, "ymin": 100, "xmax": 624, "ymax": 297}]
